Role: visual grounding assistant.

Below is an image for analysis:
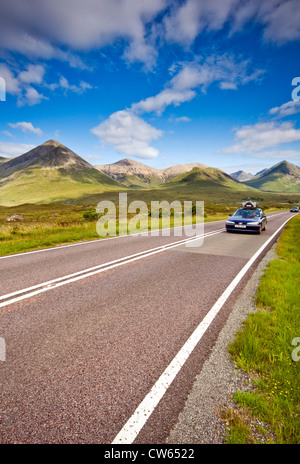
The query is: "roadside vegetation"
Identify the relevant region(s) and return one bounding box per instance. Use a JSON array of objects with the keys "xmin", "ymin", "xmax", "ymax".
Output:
[
  {"xmin": 222, "ymin": 214, "xmax": 300, "ymax": 444},
  {"xmin": 0, "ymin": 201, "xmax": 294, "ymax": 256}
]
